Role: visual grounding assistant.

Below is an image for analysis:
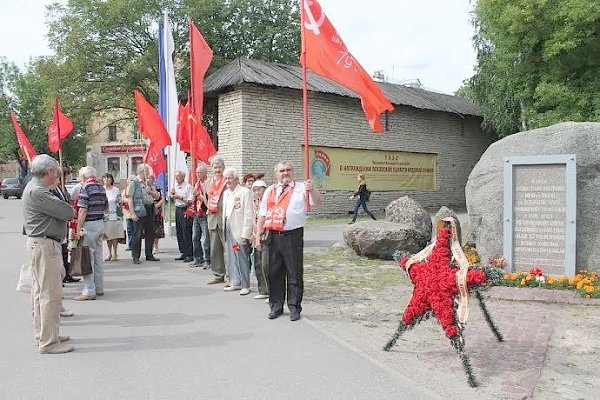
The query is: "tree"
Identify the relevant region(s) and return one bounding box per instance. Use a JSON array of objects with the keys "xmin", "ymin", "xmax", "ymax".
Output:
[
  {"xmin": 45, "ymin": 0, "xmax": 300, "ymax": 125},
  {"xmin": 461, "ymin": 0, "xmax": 600, "ymax": 137}
]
